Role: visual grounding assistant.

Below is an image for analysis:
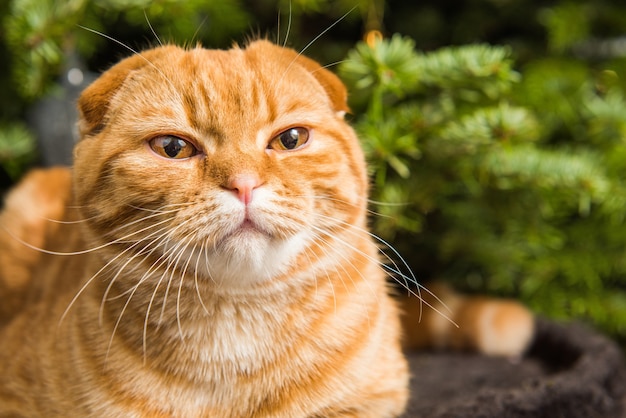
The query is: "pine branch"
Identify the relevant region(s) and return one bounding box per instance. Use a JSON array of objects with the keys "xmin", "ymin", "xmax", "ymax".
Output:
[{"xmin": 0, "ymin": 123, "xmax": 36, "ymax": 179}]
